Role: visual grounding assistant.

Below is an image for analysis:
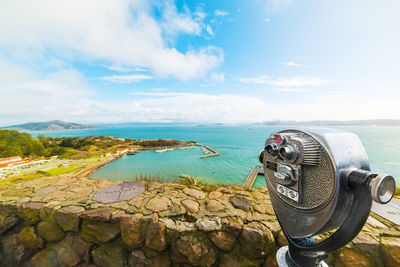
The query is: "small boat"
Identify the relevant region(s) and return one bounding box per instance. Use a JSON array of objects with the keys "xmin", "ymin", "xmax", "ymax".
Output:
[
  {"xmin": 201, "ymin": 147, "xmax": 210, "ymax": 154},
  {"xmin": 155, "ymin": 148, "xmax": 175, "ymax": 153}
]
